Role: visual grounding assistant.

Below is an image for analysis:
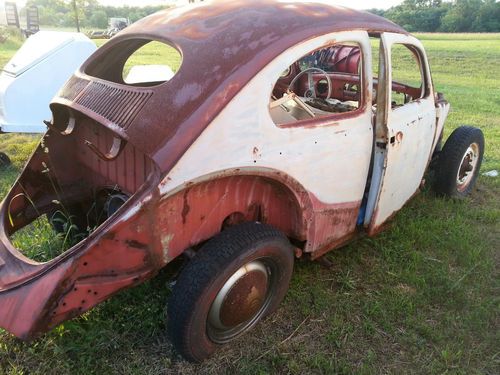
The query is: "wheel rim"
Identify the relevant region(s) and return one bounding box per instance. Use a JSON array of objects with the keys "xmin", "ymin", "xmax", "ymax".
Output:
[
  {"xmin": 207, "ymin": 257, "xmax": 278, "ymax": 344},
  {"xmin": 456, "ymin": 143, "xmax": 479, "ymax": 191}
]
